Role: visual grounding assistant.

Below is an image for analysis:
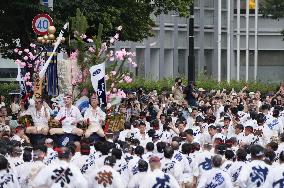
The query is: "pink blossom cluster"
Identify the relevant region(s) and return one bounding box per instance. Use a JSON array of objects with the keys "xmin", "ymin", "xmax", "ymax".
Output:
[
  {"xmin": 107, "ymin": 89, "xmax": 126, "ymax": 102},
  {"xmin": 70, "ymin": 51, "xmax": 78, "ymax": 61},
  {"xmin": 13, "ymin": 43, "xmax": 40, "ymax": 88}
]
